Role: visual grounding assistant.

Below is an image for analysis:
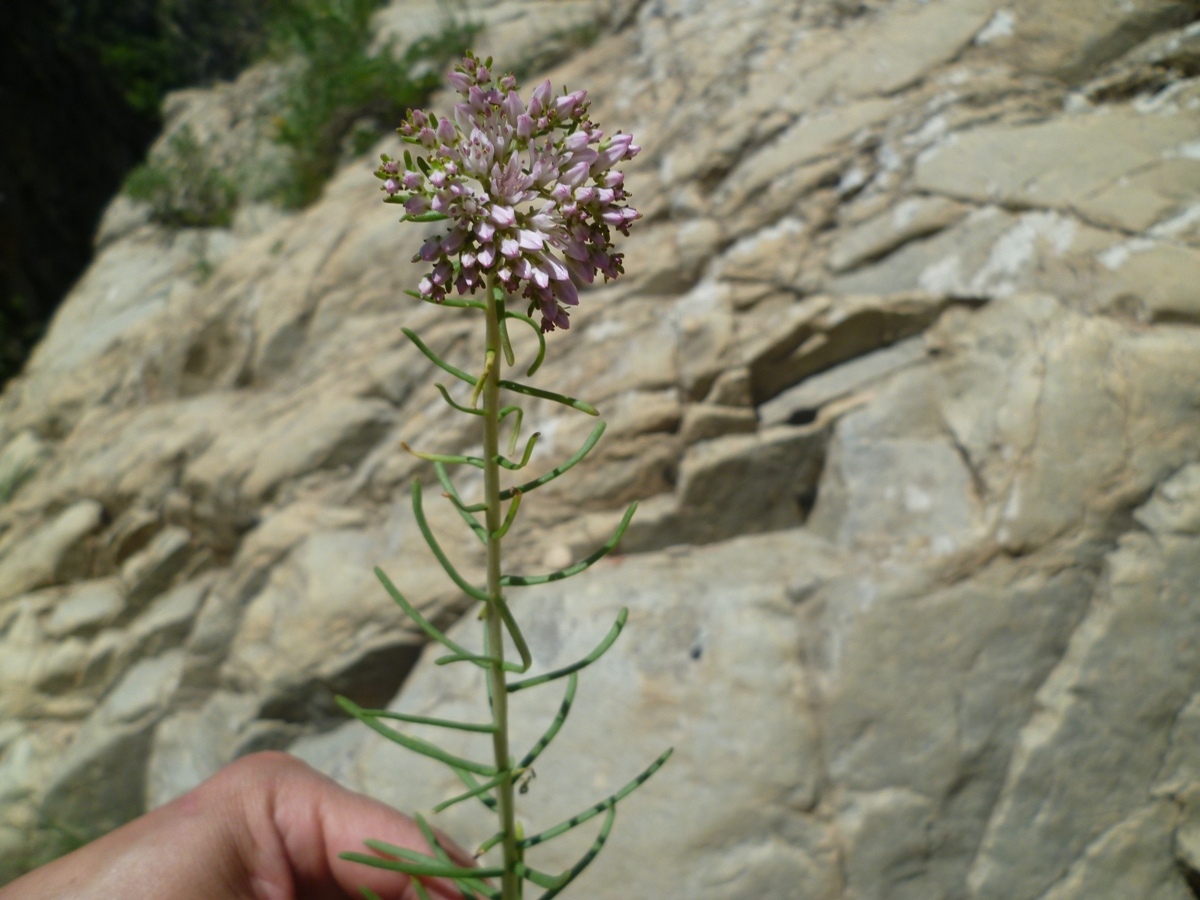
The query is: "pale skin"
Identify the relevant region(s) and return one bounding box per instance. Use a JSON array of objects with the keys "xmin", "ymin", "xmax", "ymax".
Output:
[{"xmin": 0, "ymin": 752, "xmax": 474, "ymax": 900}]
